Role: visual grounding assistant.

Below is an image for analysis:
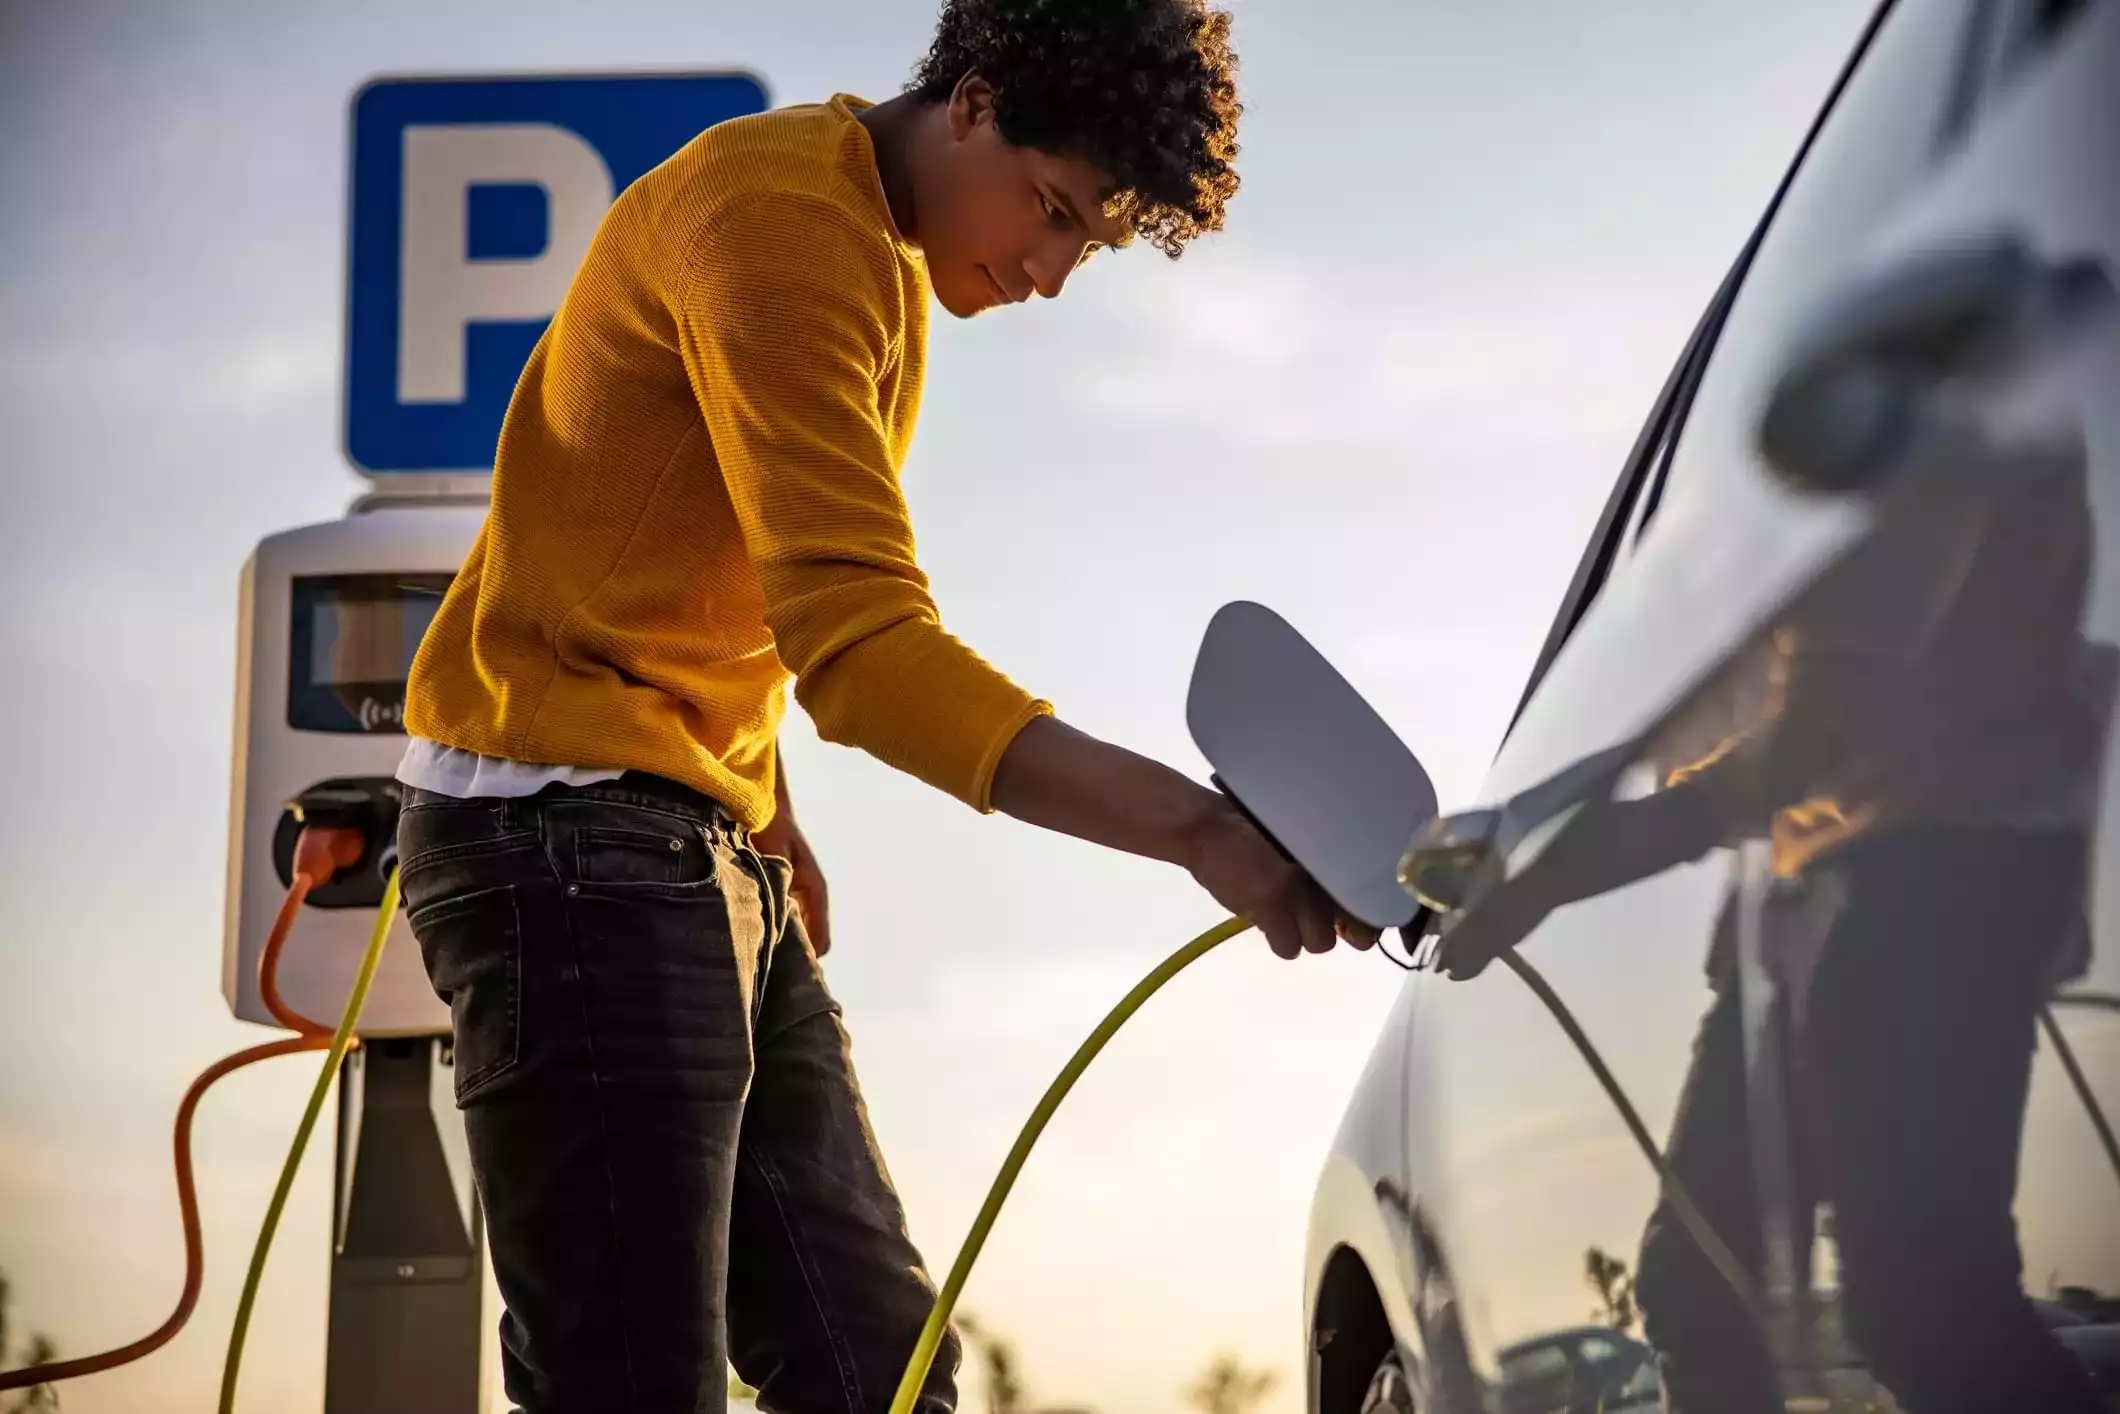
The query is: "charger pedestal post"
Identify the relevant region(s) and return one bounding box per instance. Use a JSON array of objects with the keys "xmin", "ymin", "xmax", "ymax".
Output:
[{"xmin": 326, "ymin": 1038, "xmax": 484, "ymax": 1414}]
